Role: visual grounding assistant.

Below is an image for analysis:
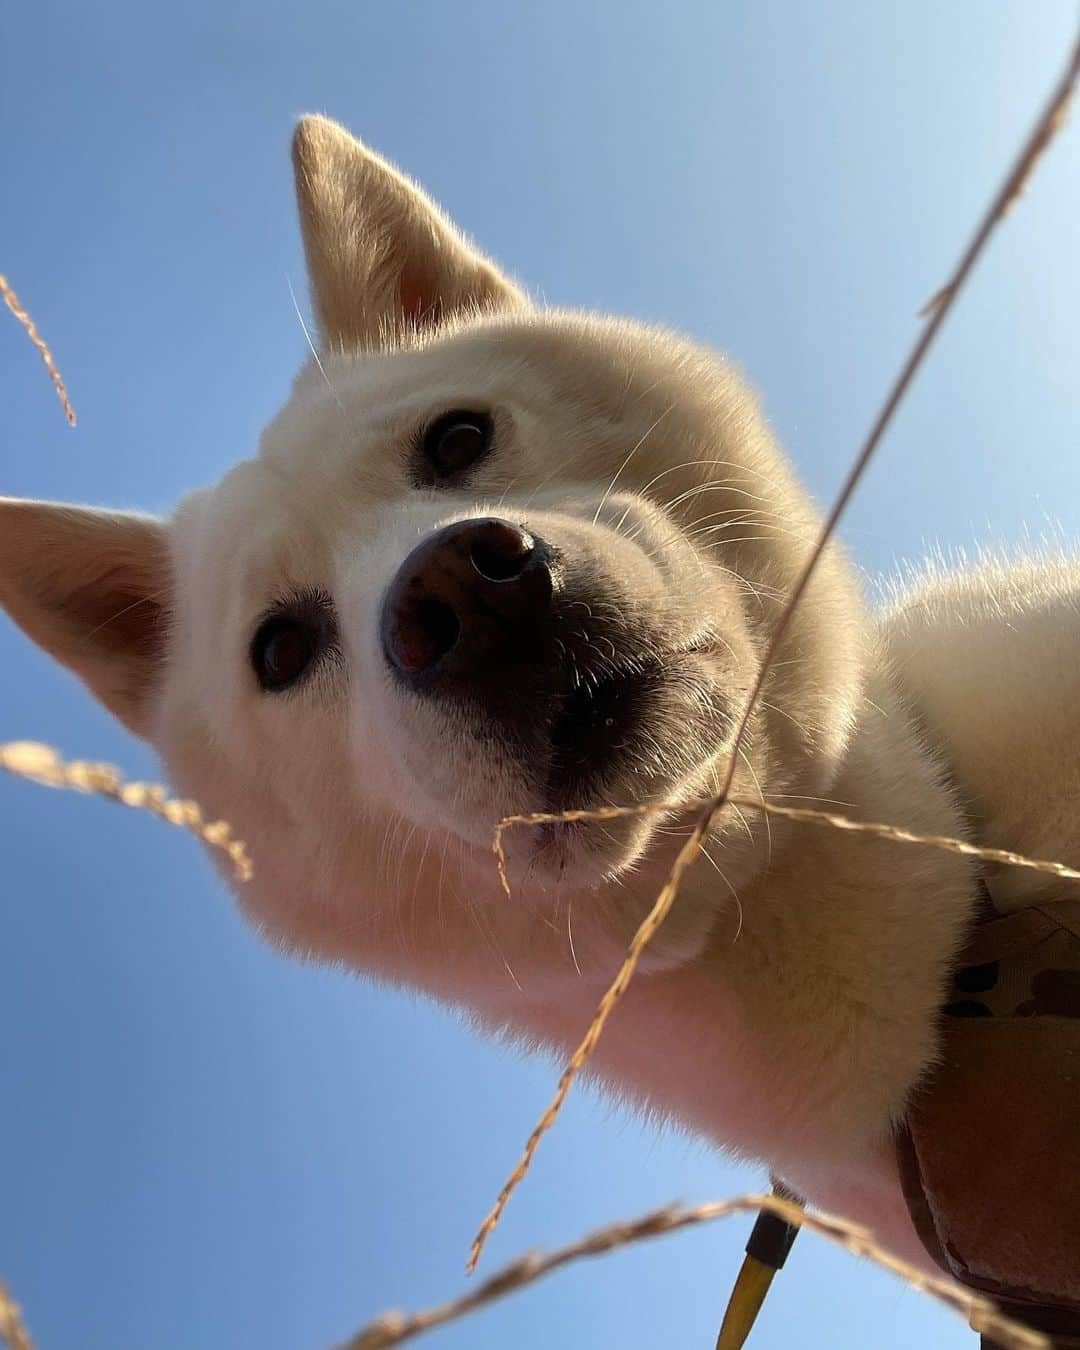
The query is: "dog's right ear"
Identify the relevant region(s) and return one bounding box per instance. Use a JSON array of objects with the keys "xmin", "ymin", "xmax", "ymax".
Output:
[
  {"xmin": 292, "ymin": 115, "xmax": 526, "ymax": 351},
  {"xmin": 0, "ymin": 498, "xmax": 170, "ymax": 738}
]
